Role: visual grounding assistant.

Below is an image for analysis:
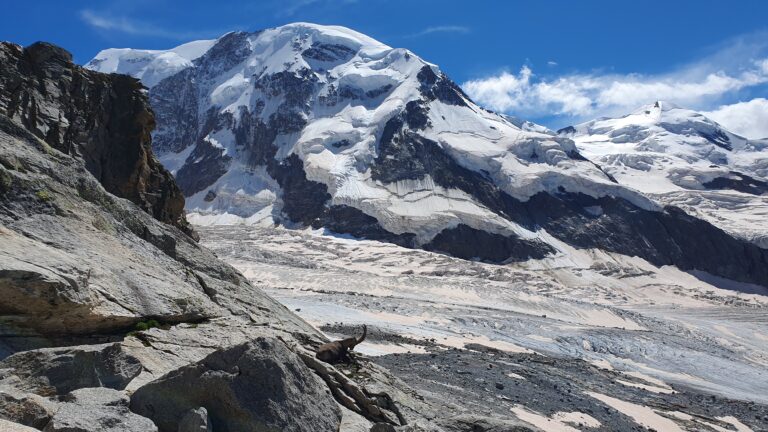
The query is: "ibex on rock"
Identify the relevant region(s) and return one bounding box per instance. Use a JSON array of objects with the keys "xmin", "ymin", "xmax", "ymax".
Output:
[{"xmin": 315, "ymin": 325, "xmax": 367, "ymax": 364}]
